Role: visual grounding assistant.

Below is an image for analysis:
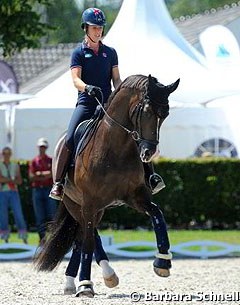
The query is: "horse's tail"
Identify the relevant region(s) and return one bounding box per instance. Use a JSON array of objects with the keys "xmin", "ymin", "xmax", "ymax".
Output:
[{"xmin": 34, "ymin": 202, "xmax": 78, "ymax": 272}]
